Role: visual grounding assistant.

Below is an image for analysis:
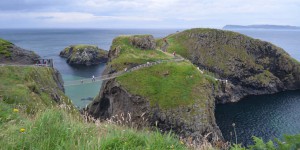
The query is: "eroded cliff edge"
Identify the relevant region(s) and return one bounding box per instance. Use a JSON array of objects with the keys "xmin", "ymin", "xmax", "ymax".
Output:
[
  {"xmin": 88, "ymin": 35, "xmax": 223, "ymax": 143},
  {"xmin": 87, "ymin": 29, "xmax": 300, "ymax": 144},
  {"xmin": 159, "ymin": 28, "xmax": 300, "ymax": 103}
]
